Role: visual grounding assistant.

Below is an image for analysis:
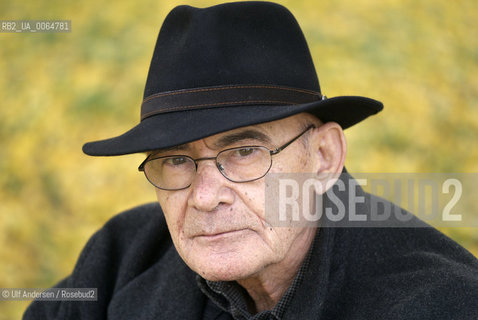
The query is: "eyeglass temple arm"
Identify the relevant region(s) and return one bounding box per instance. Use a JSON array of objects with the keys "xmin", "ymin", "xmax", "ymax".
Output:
[
  {"xmin": 270, "ymin": 125, "xmax": 315, "ymax": 155},
  {"xmin": 138, "ymin": 155, "xmax": 150, "ymax": 171}
]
